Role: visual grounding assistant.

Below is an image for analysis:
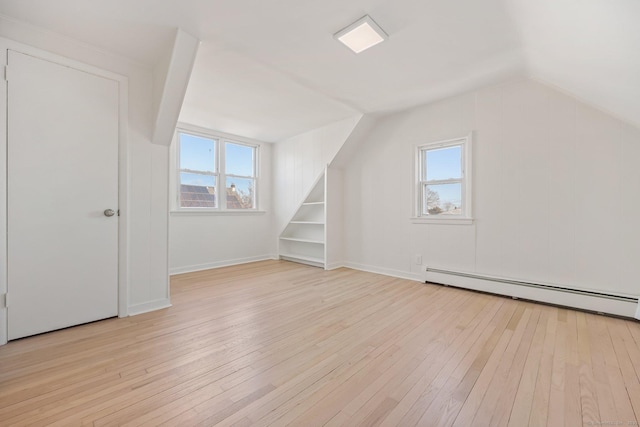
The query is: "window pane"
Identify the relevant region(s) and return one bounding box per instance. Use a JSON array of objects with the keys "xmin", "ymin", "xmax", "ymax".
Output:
[
  {"xmin": 179, "ymin": 133, "xmax": 216, "ymax": 173},
  {"xmin": 225, "ymin": 142, "xmax": 254, "ymax": 177},
  {"xmin": 180, "ymin": 172, "xmax": 215, "ymax": 187},
  {"xmin": 179, "ymin": 174, "xmax": 217, "ymax": 208},
  {"xmin": 424, "ymin": 145, "xmax": 462, "ymax": 181},
  {"xmin": 226, "ymin": 177, "xmax": 254, "ymax": 209},
  {"xmin": 424, "ymin": 183, "xmax": 462, "ymax": 215}
]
